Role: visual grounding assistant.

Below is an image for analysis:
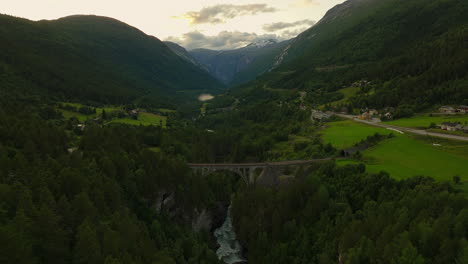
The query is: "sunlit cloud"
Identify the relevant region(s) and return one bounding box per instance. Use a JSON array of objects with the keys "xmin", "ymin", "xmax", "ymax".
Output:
[
  {"xmin": 263, "ymin": 19, "xmax": 315, "ymax": 32},
  {"xmin": 295, "ymin": 0, "xmax": 321, "ymax": 7},
  {"xmin": 179, "ymin": 4, "xmax": 278, "ymax": 25}
]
